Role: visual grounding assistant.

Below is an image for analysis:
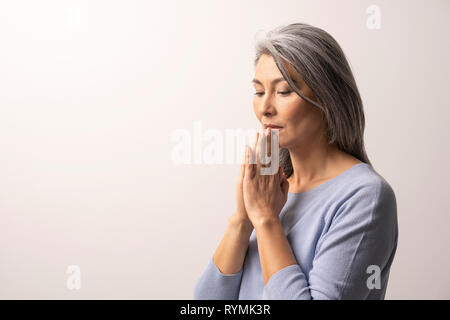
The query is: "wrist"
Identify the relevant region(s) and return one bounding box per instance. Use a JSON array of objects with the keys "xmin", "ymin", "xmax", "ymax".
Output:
[
  {"xmin": 228, "ymin": 214, "xmax": 254, "ymax": 233},
  {"xmin": 252, "ymin": 215, "xmax": 281, "ymax": 231}
]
